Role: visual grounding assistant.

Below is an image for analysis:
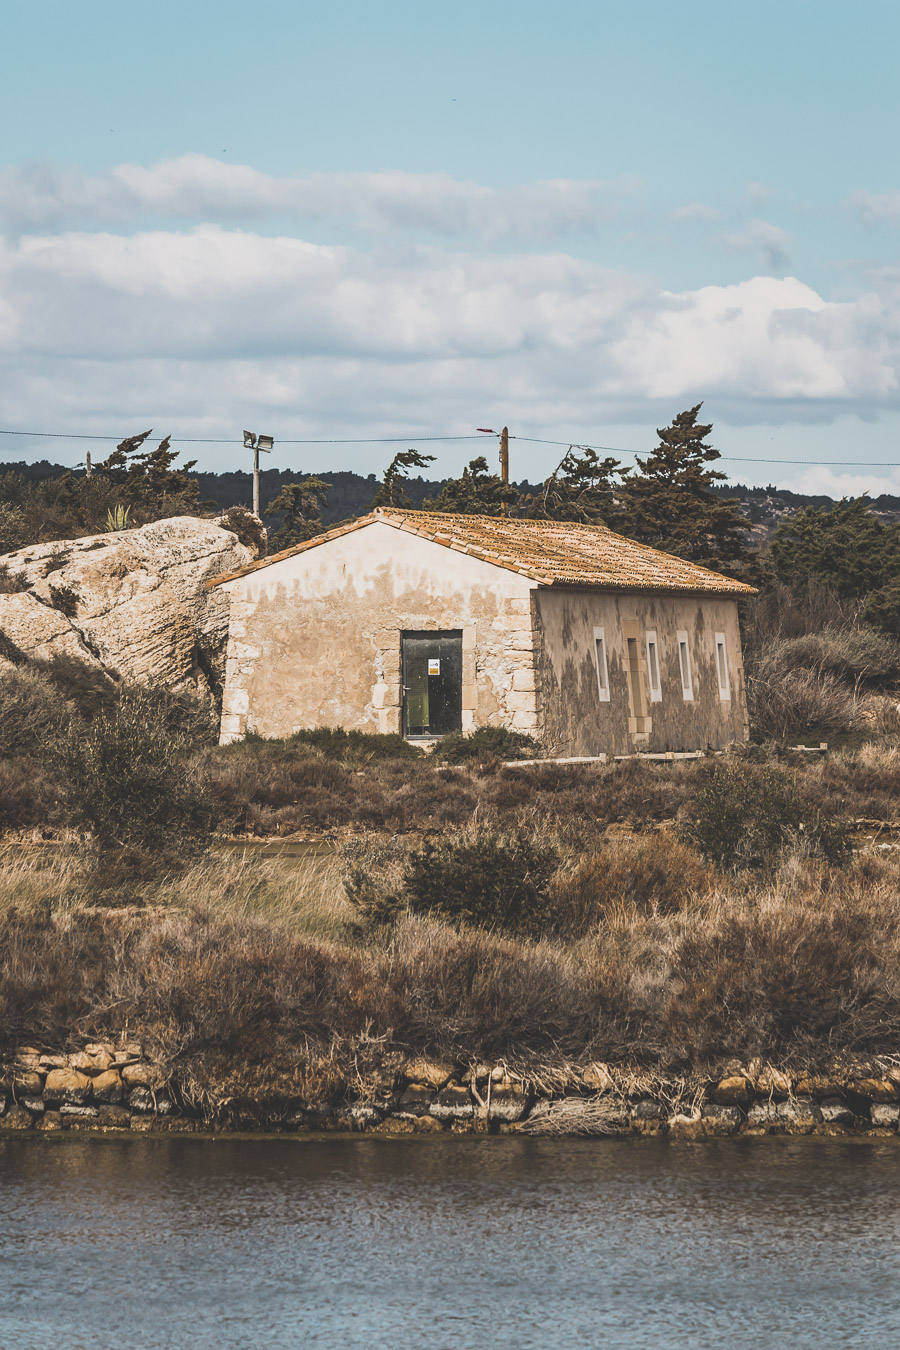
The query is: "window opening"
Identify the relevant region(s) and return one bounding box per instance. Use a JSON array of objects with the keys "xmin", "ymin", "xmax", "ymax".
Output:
[
  {"xmin": 645, "ymin": 630, "xmax": 662, "ymax": 703},
  {"xmin": 677, "ymin": 630, "xmax": 693, "ymax": 701},
  {"xmin": 593, "ymin": 627, "xmax": 610, "ymax": 702},
  {"xmin": 715, "ymin": 632, "xmax": 730, "ymax": 700}
]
